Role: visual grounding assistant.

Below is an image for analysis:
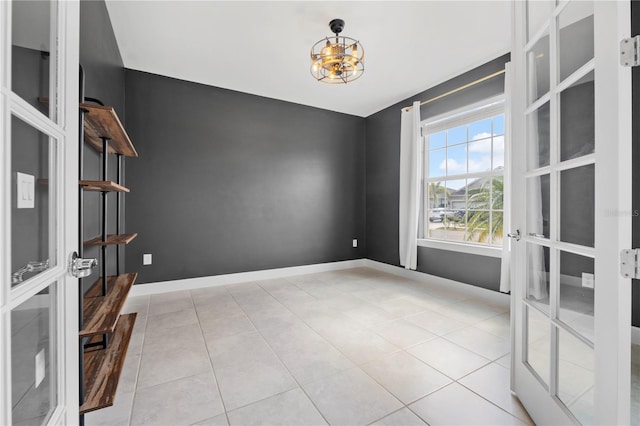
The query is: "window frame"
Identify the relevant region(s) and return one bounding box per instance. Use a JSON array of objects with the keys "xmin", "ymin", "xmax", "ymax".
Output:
[{"xmin": 418, "ymin": 95, "xmax": 506, "ymax": 258}]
